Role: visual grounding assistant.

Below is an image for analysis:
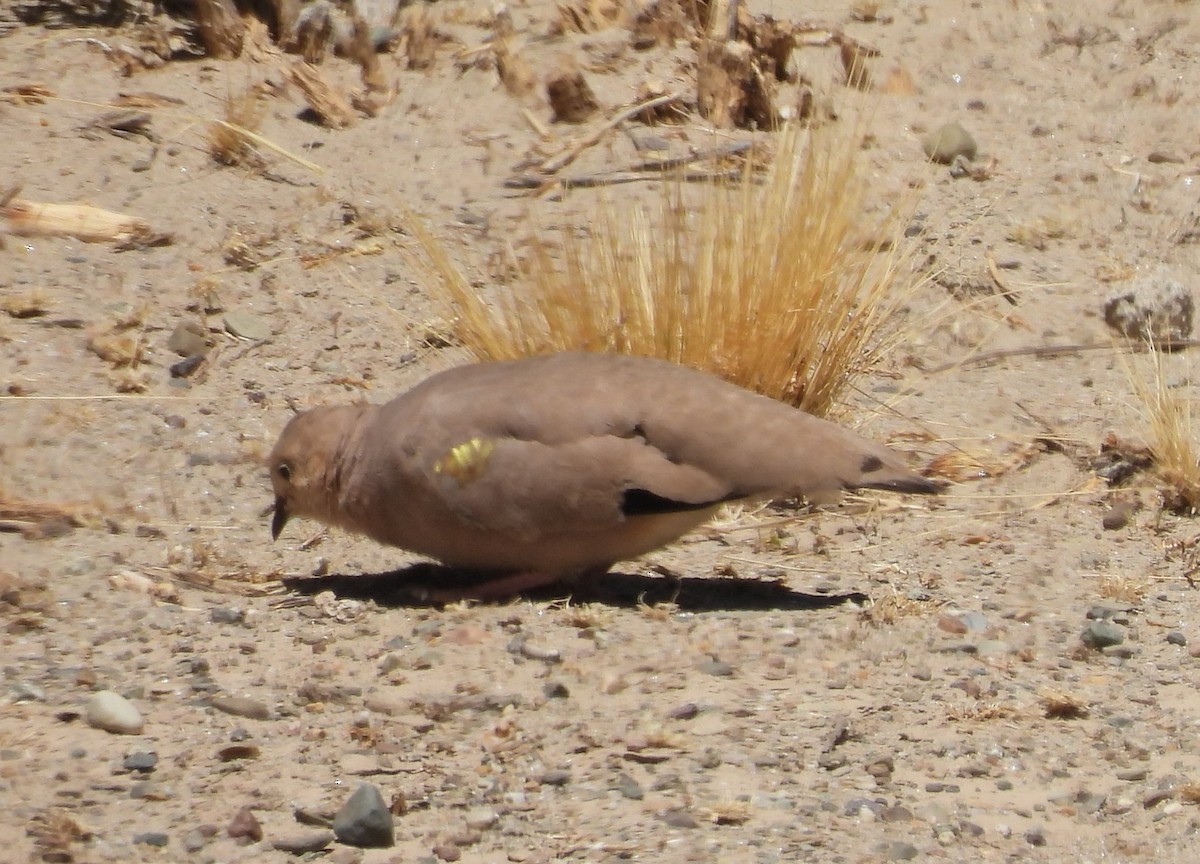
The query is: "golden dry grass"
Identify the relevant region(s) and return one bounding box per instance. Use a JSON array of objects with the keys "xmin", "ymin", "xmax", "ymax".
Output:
[
  {"xmin": 1039, "ymin": 687, "xmax": 1089, "ymax": 719},
  {"xmin": 206, "ymin": 87, "xmax": 267, "ymax": 167},
  {"xmin": 1127, "ymin": 345, "xmax": 1200, "ymax": 513},
  {"xmin": 413, "ymin": 121, "xmax": 920, "ymax": 417}
]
